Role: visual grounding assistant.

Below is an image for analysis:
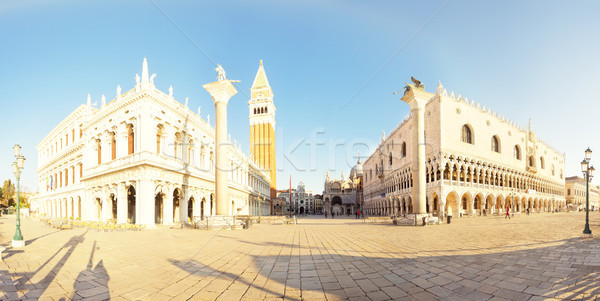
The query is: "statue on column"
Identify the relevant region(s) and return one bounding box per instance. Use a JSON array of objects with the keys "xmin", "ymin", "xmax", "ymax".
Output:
[{"xmin": 215, "ymin": 64, "xmax": 226, "ymax": 81}]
